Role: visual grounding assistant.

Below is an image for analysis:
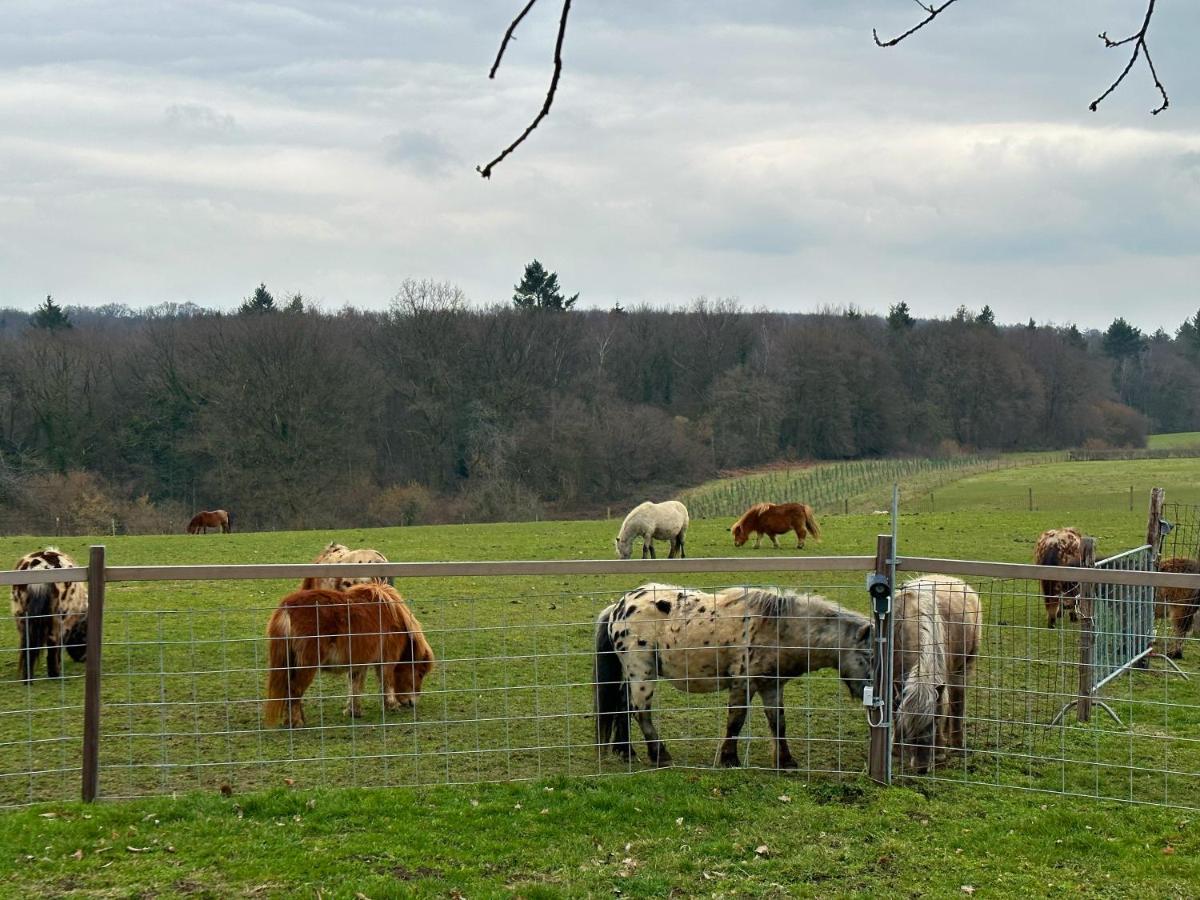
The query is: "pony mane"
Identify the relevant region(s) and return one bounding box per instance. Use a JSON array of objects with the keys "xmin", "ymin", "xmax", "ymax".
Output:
[
  {"xmin": 732, "ymin": 503, "xmax": 771, "ymax": 529},
  {"xmin": 896, "ymin": 579, "xmax": 947, "ymax": 740},
  {"xmin": 736, "ymin": 587, "xmax": 852, "ymax": 623}
]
